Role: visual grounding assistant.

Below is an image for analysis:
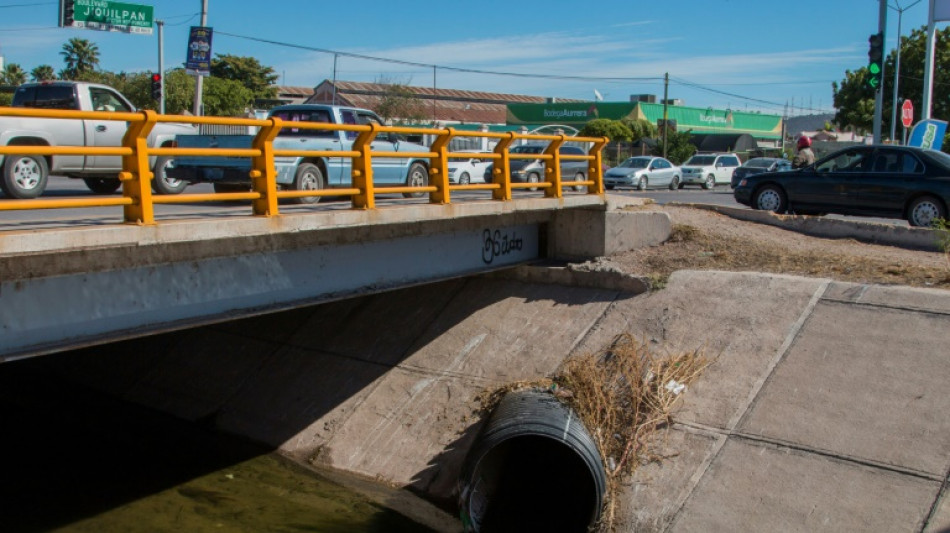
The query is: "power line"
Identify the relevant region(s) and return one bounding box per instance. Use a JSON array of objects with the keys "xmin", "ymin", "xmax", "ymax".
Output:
[
  {"xmin": 214, "ymin": 30, "xmax": 665, "ymax": 83},
  {"xmin": 0, "ymin": 1, "xmax": 55, "ymax": 7}
]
